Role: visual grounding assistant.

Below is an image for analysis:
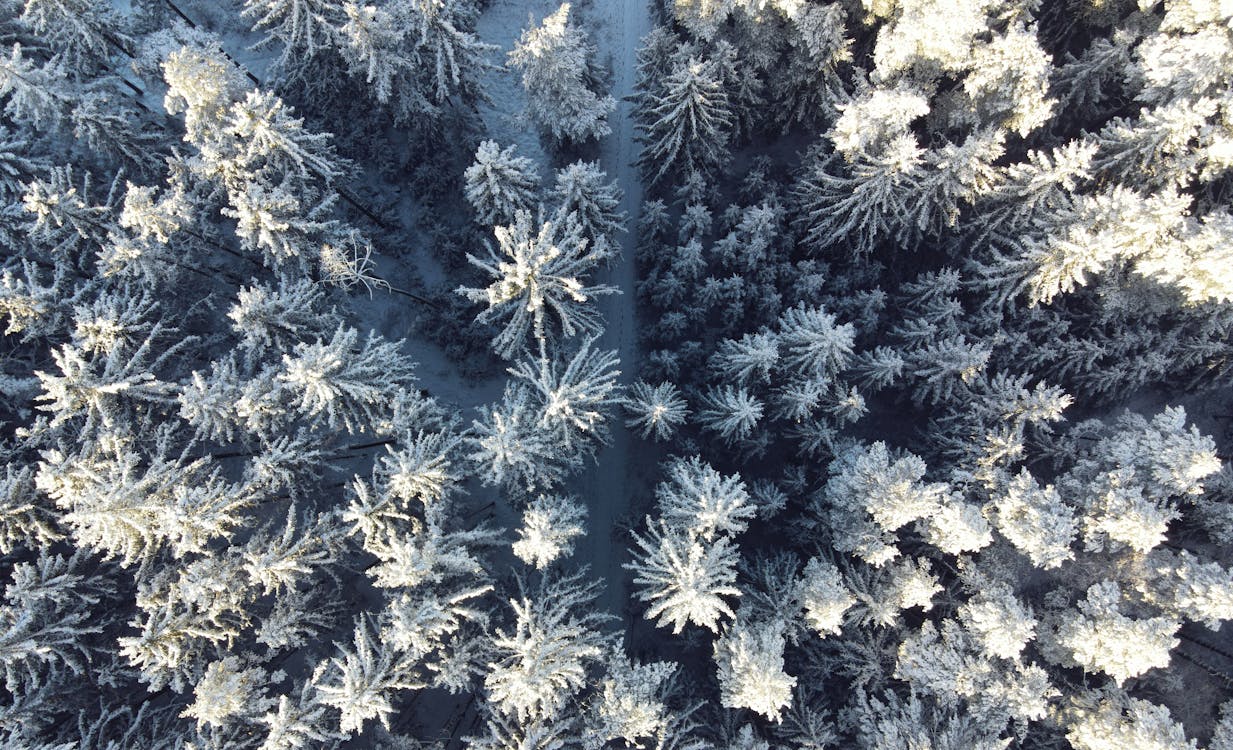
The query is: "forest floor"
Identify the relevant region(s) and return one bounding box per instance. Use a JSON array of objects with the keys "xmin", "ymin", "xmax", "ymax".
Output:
[
  {"xmin": 574, "ymin": 0, "xmax": 654, "ymax": 621},
  {"xmin": 474, "ymin": 0, "xmax": 555, "ymax": 170}
]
